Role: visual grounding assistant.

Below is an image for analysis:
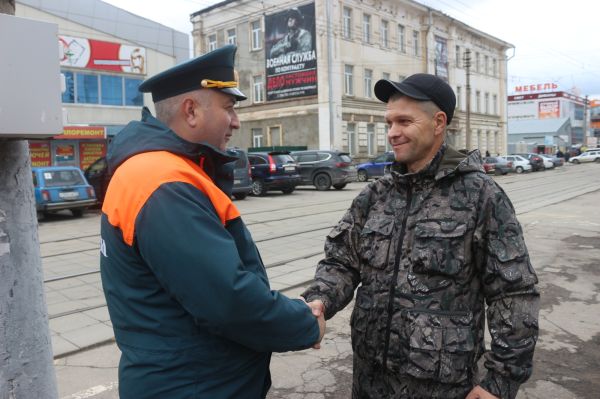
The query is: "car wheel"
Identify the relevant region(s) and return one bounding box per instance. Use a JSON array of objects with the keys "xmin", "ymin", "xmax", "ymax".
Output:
[
  {"xmin": 281, "ymin": 187, "xmax": 294, "ymax": 194},
  {"xmin": 313, "ymin": 173, "xmax": 332, "ymax": 191},
  {"xmin": 71, "ymin": 208, "xmax": 84, "ymax": 218},
  {"xmin": 251, "ymin": 179, "xmax": 267, "ymax": 196},
  {"xmin": 233, "ymin": 193, "xmax": 247, "ymax": 200},
  {"xmin": 572, "ymin": 159, "xmax": 580, "ymax": 164},
  {"xmin": 515, "ymin": 166, "xmax": 524, "ymax": 174},
  {"xmin": 357, "ymin": 169, "xmax": 368, "ymax": 182},
  {"xmin": 595, "ymin": 158, "xmax": 600, "ymax": 163},
  {"xmin": 333, "ymin": 183, "xmax": 346, "ymax": 190}
]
